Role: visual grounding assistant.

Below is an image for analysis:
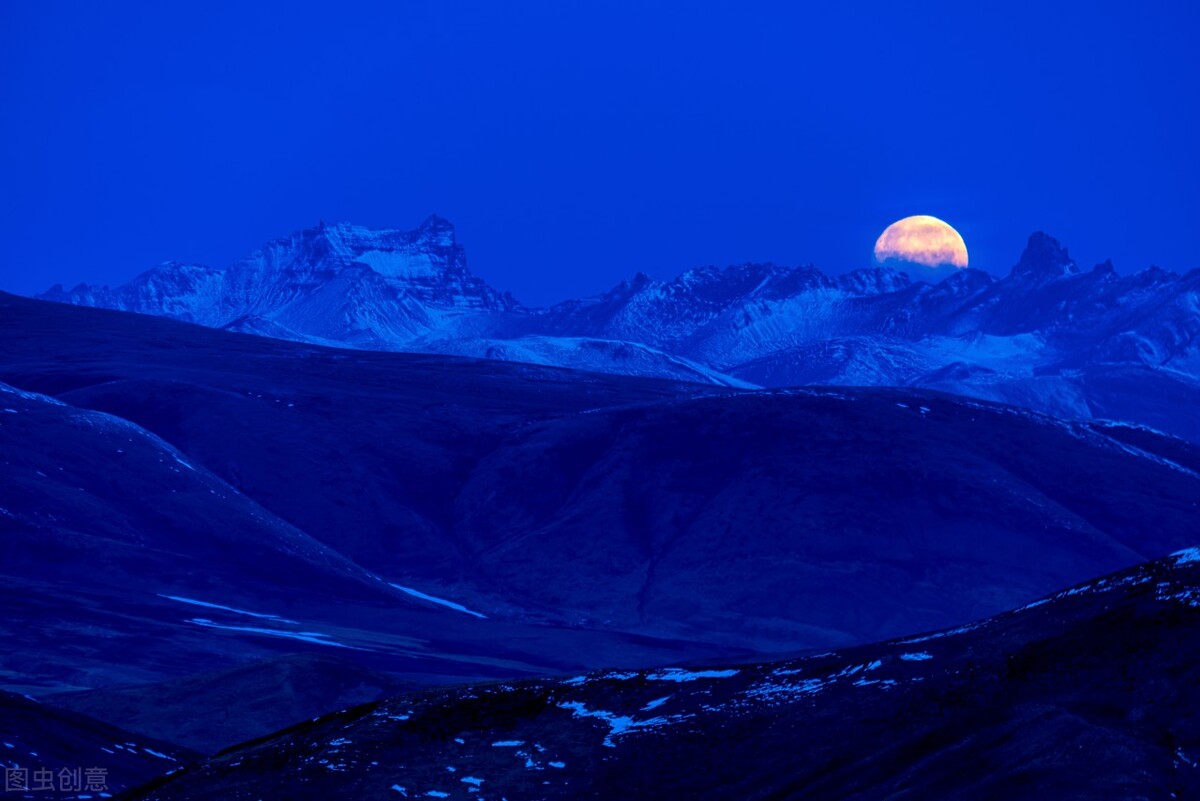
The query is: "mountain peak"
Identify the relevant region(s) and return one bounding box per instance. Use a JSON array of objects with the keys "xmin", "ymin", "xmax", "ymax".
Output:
[
  {"xmin": 837, "ymin": 265, "xmax": 912, "ymax": 295},
  {"xmin": 417, "ymin": 214, "xmax": 456, "ymax": 246},
  {"xmin": 616, "ymin": 272, "xmax": 656, "ymax": 293},
  {"xmin": 1011, "ymin": 231, "xmax": 1079, "ymax": 280}
]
